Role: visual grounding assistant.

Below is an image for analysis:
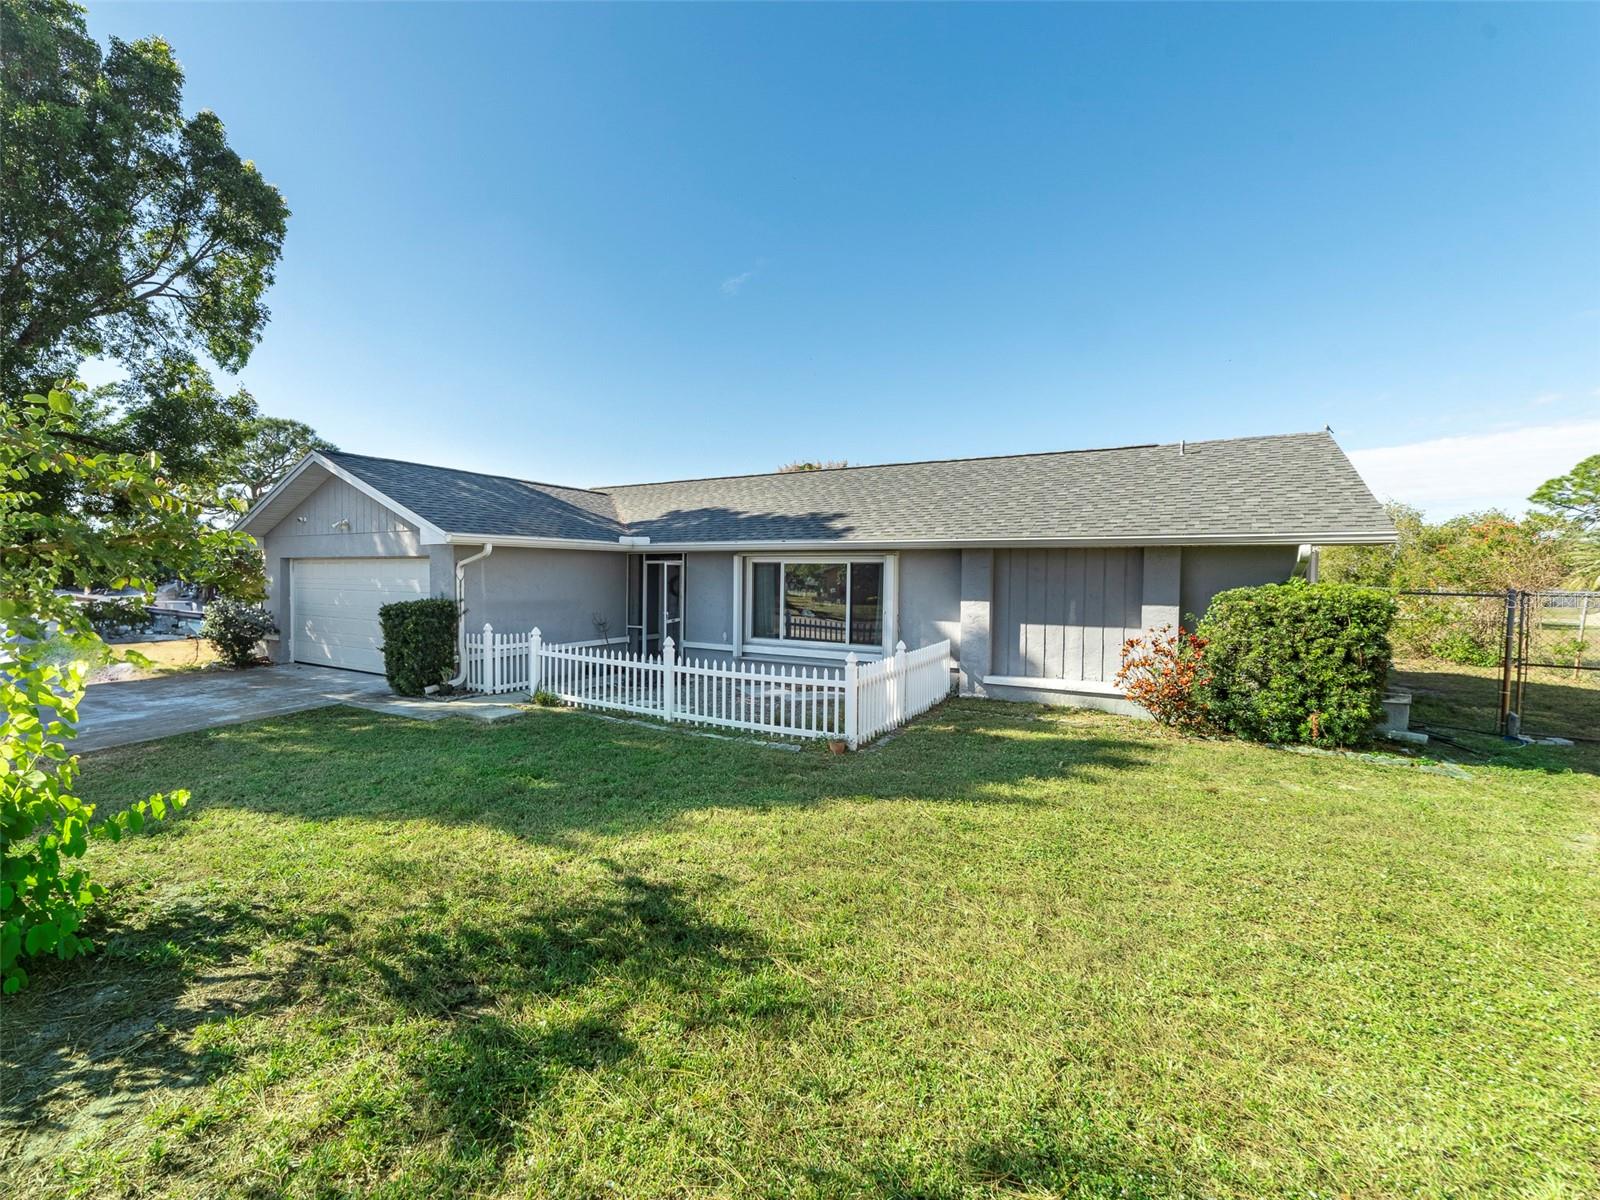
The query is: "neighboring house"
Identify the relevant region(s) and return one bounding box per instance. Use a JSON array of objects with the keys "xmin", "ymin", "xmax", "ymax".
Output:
[{"xmin": 237, "ymin": 431, "xmax": 1395, "ymax": 714}]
